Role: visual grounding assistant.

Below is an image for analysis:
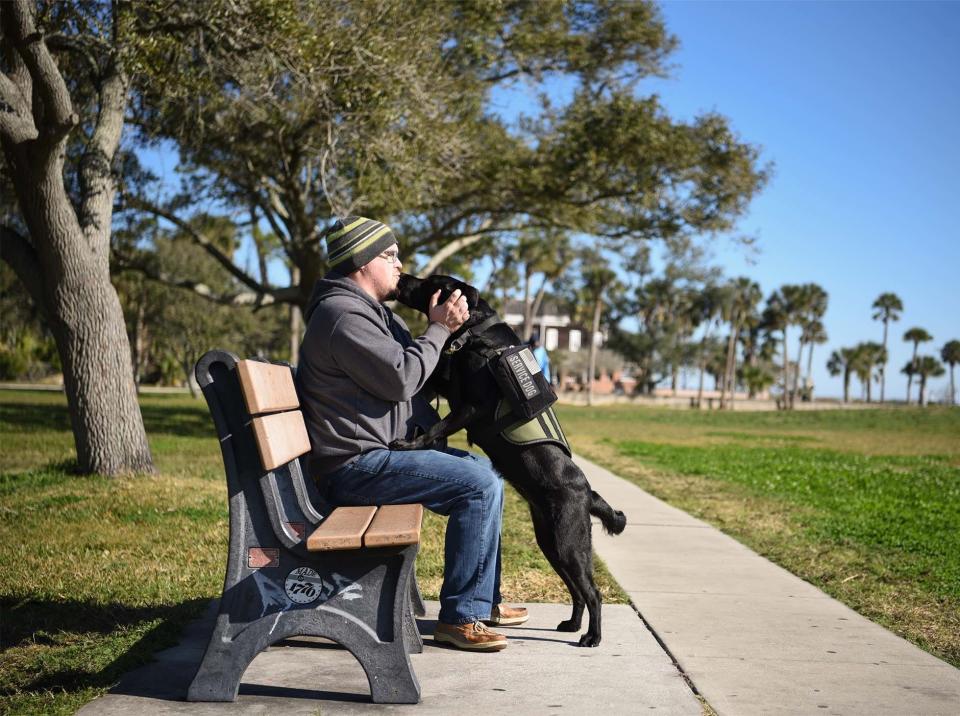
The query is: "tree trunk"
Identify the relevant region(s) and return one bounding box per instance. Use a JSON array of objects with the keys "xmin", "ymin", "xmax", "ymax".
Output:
[
  {"xmin": 0, "ymin": 7, "xmax": 154, "ymax": 475},
  {"xmin": 132, "ymin": 297, "xmax": 147, "ymax": 390},
  {"xmin": 843, "ymin": 370, "xmax": 850, "ymax": 403},
  {"xmin": 805, "ymin": 342, "xmax": 816, "ymax": 402},
  {"xmin": 793, "ymin": 338, "xmax": 804, "ymax": 408},
  {"xmin": 522, "ymin": 266, "xmax": 533, "ymax": 342},
  {"xmin": 951, "ymin": 365, "xmax": 956, "ymax": 406},
  {"xmin": 725, "ymin": 322, "xmax": 741, "ymax": 410},
  {"xmin": 879, "ymin": 318, "xmax": 889, "ymax": 403},
  {"xmin": 919, "ymin": 375, "xmax": 927, "ymax": 406},
  {"xmin": 182, "ymin": 358, "xmax": 198, "ymax": 399},
  {"xmin": 10, "ymin": 167, "xmax": 155, "ymax": 475},
  {"xmin": 586, "ymin": 296, "xmax": 602, "ymax": 407},
  {"xmin": 289, "ymin": 266, "xmax": 302, "ymax": 366},
  {"xmin": 696, "ymin": 332, "xmax": 709, "ymax": 409},
  {"xmin": 866, "ymin": 370, "xmax": 873, "ymax": 403},
  {"xmin": 907, "ymin": 343, "xmax": 918, "ymax": 404},
  {"xmin": 781, "ymin": 327, "xmax": 789, "ymax": 410}
]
